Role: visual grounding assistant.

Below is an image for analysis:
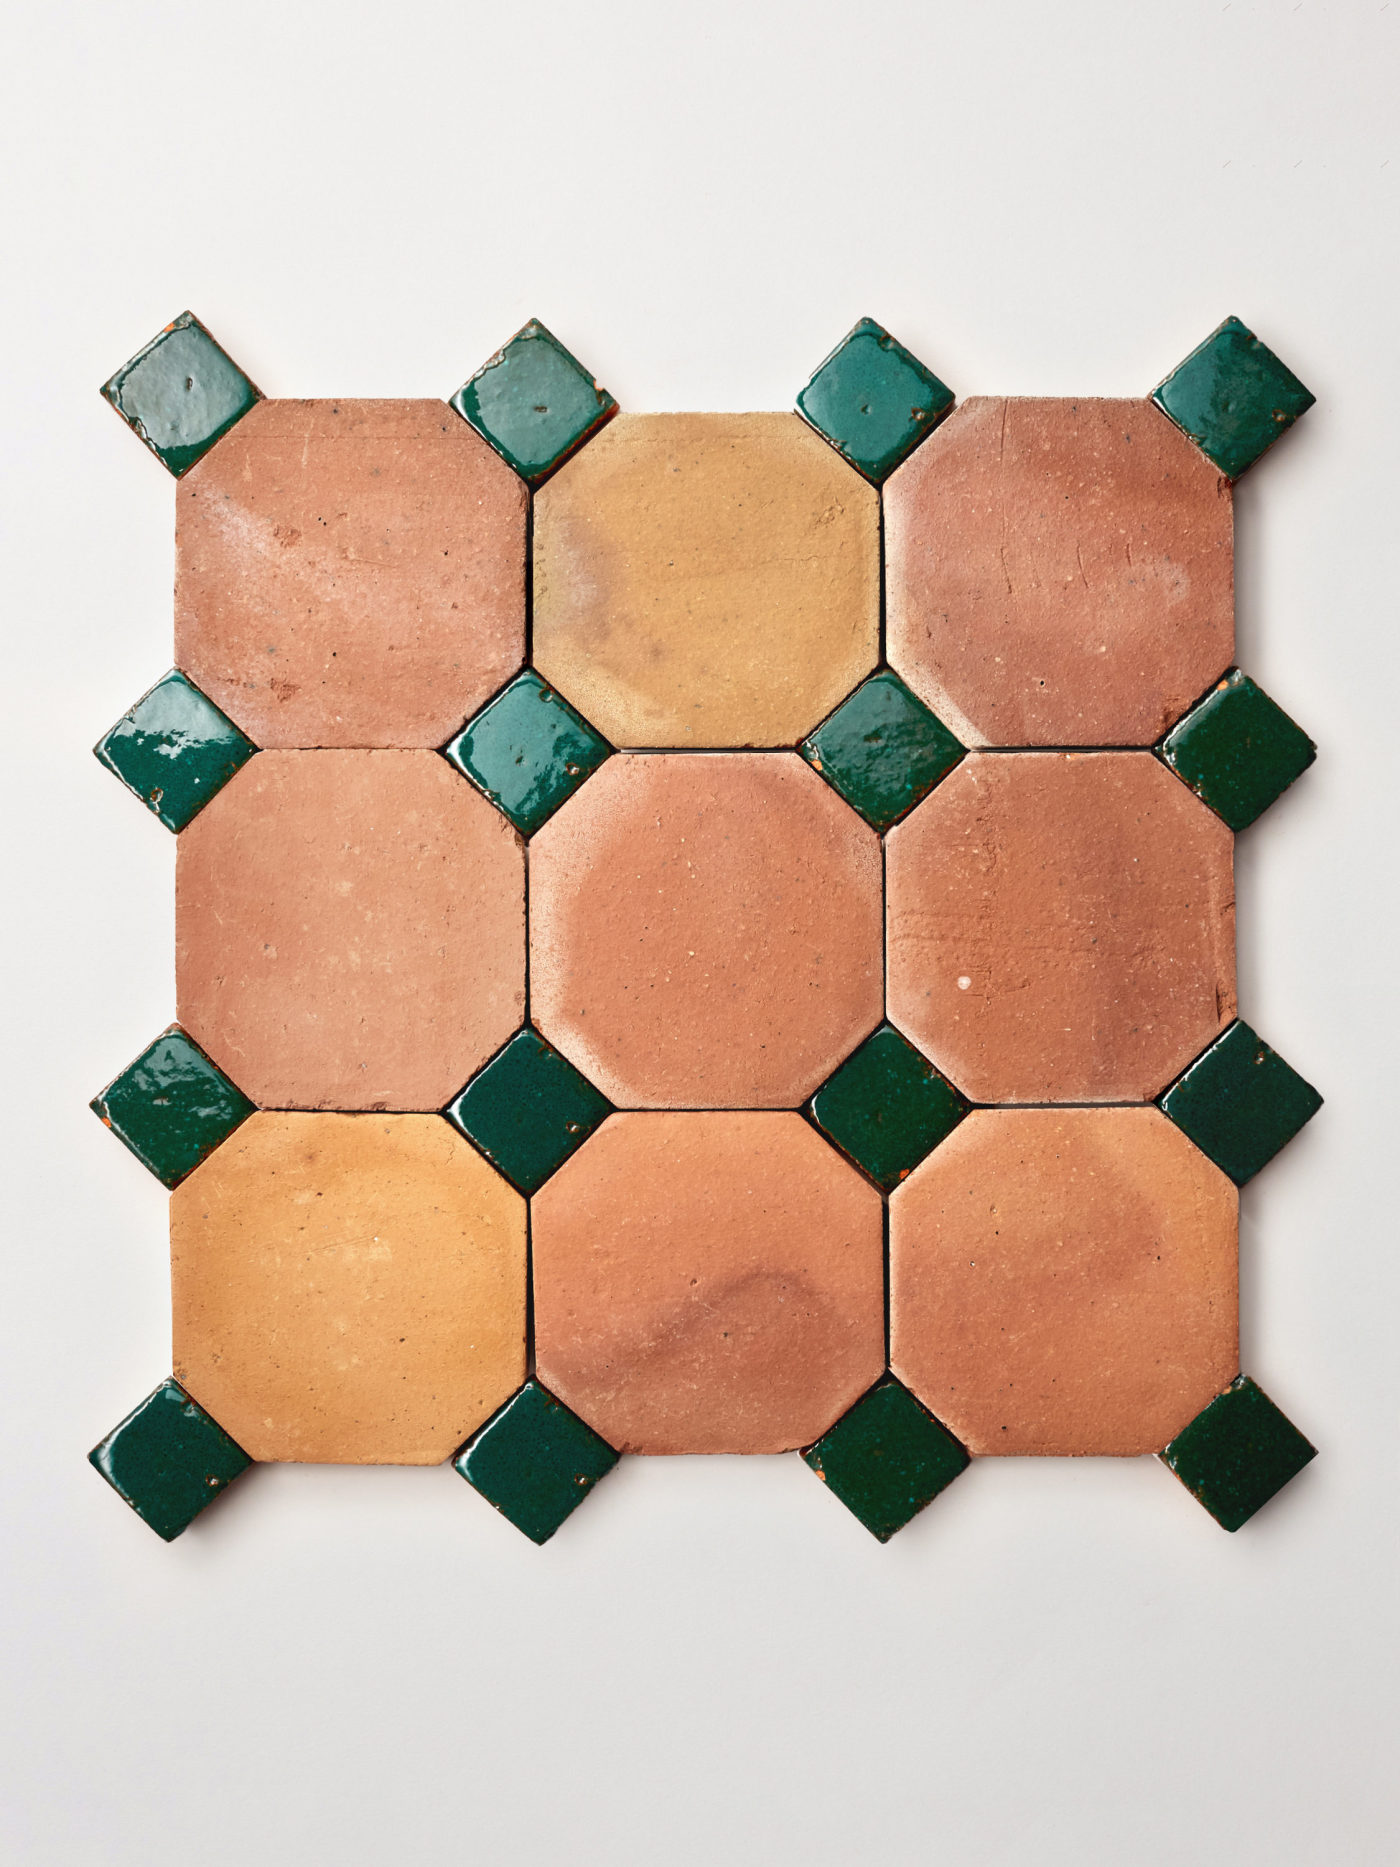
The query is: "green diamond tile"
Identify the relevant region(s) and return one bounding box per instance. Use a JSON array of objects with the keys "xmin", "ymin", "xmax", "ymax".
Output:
[
  {"xmin": 450, "ymin": 319, "xmax": 616, "ymax": 485},
  {"xmin": 1152, "ymin": 314, "xmax": 1315, "ymax": 480},
  {"xmin": 1159, "ymin": 1375, "xmax": 1316, "ymax": 1532},
  {"xmin": 797, "ymin": 317, "xmax": 955, "ymax": 483},
  {"xmin": 442, "ymin": 670, "xmax": 612, "ymax": 835},
  {"xmin": 803, "ymin": 1378, "xmax": 969, "ymax": 1543},
  {"xmin": 100, "ymin": 311, "xmax": 261, "ymax": 477},
  {"xmin": 89, "ymin": 1378, "xmax": 253, "ymax": 1541},
  {"xmin": 1159, "ymin": 1019, "xmax": 1322, "ymax": 1186},
  {"xmin": 801, "ymin": 670, "xmax": 964, "ymax": 832},
  {"xmin": 94, "ymin": 668, "xmax": 258, "ymax": 833},
  {"xmin": 1160, "ymin": 669, "xmax": 1315, "ymax": 832},
  {"xmin": 445, "ymin": 1028, "xmax": 612, "ymax": 1194},
  {"xmin": 808, "ymin": 1025, "xmax": 966, "ymax": 1191},
  {"xmin": 455, "ymin": 1380, "xmax": 619, "ymax": 1544},
  {"xmin": 92, "ymin": 1026, "xmax": 256, "ymax": 1189}
]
